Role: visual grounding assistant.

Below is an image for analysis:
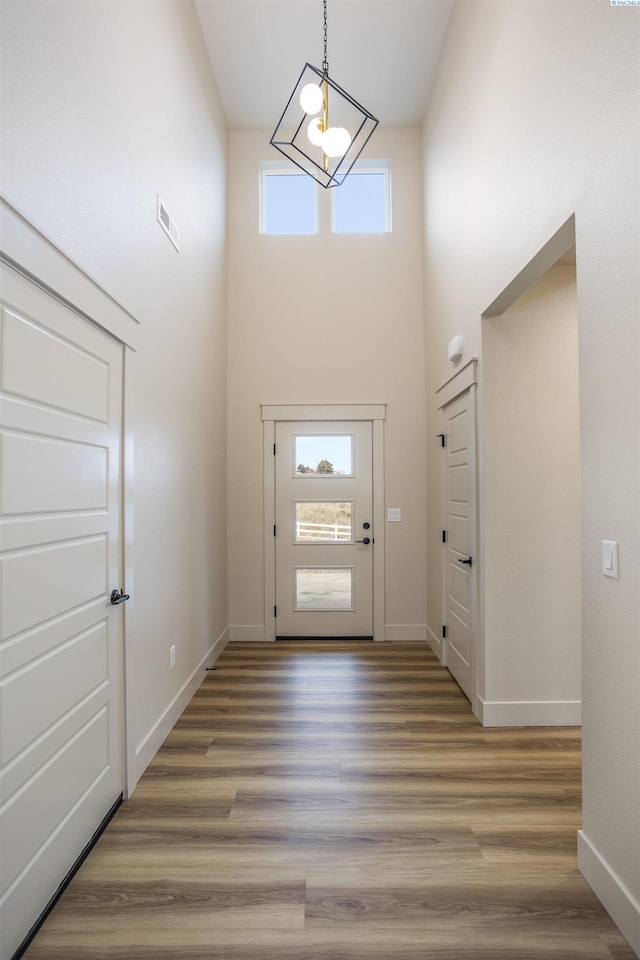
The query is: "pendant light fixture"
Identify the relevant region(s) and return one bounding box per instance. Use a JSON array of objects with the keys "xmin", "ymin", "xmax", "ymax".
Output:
[{"xmin": 270, "ymin": 0, "xmax": 378, "ymax": 188}]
